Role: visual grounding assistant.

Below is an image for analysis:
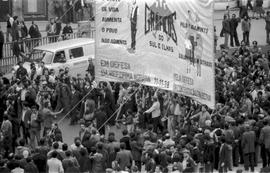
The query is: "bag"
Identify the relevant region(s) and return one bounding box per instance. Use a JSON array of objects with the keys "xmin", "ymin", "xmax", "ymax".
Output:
[{"xmin": 220, "ymin": 28, "xmax": 224, "ymax": 37}]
